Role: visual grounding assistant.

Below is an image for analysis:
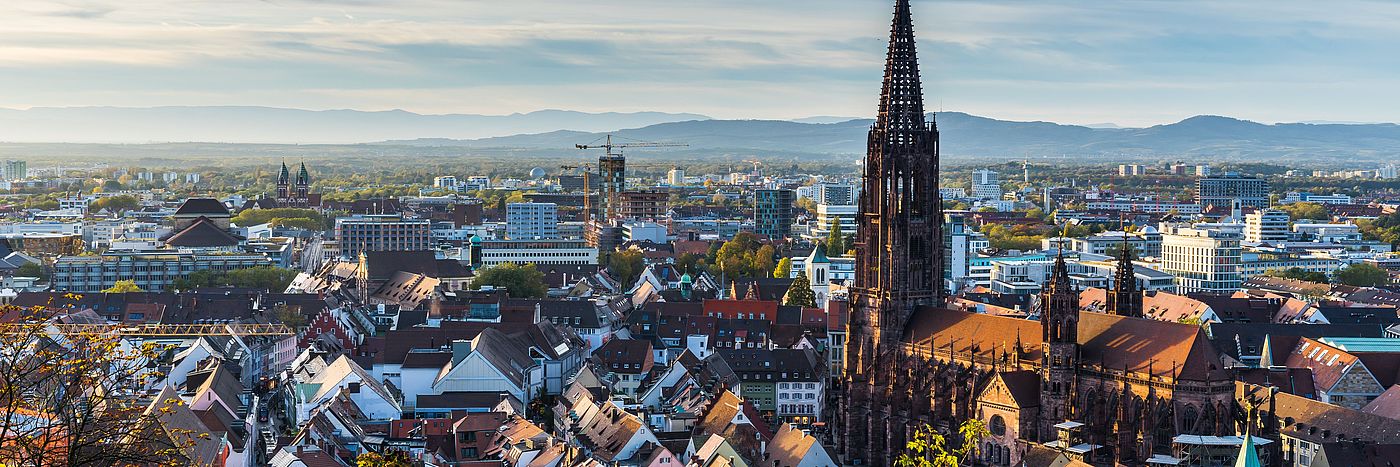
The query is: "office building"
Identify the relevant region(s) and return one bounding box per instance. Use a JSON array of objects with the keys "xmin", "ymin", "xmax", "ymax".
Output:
[
  {"xmin": 433, "ymin": 176, "xmax": 459, "ymax": 190},
  {"xmin": 970, "ymin": 170, "xmax": 1001, "ymax": 200},
  {"xmin": 1197, "ymin": 173, "xmax": 1270, "ymax": 209},
  {"xmin": 334, "ymin": 215, "xmax": 433, "ymax": 258},
  {"xmin": 505, "ymin": 202, "xmax": 559, "ymax": 239},
  {"xmin": 3, "ymin": 160, "xmax": 26, "ymax": 181},
  {"xmin": 666, "ymin": 167, "xmax": 686, "ymax": 186},
  {"xmin": 479, "ymin": 239, "xmax": 598, "ymax": 267},
  {"xmin": 753, "ymin": 189, "xmax": 796, "ymax": 239},
  {"xmin": 1118, "ymin": 164, "xmax": 1146, "ymax": 176},
  {"xmin": 1244, "ymin": 209, "xmax": 1290, "ymax": 243},
  {"xmin": 816, "ymin": 183, "xmax": 858, "ymax": 206},
  {"xmin": 53, "ymin": 250, "xmax": 272, "ymax": 292},
  {"xmin": 618, "ymin": 191, "xmax": 668, "ymax": 221},
  {"xmin": 1159, "ymin": 224, "xmax": 1243, "ymax": 294}
]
